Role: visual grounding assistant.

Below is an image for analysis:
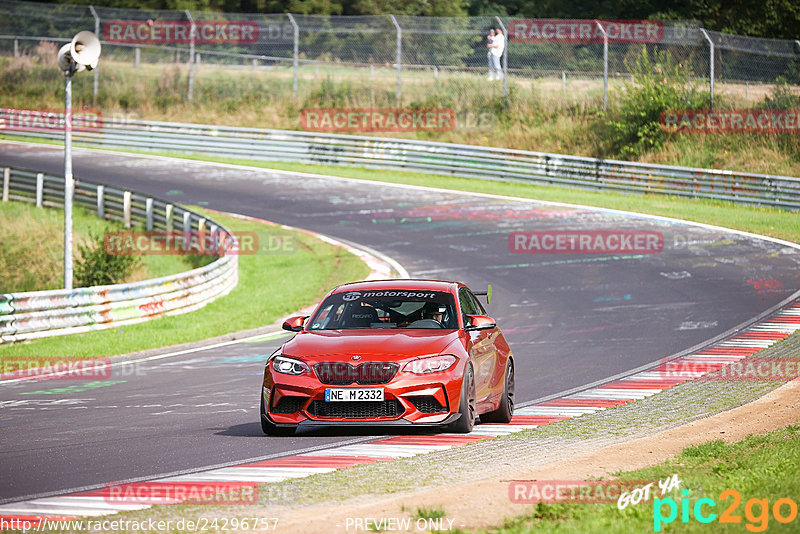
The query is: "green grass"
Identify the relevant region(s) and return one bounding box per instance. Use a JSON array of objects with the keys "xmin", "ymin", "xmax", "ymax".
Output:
[
  {"xmin": 0, "ymin": 207, "xmax": 370, "ymax": 358},
  {"xmin": 2, "ymin": 53, "xmax": 800, "ymax": 177},
  {"xmin": 415, "ymin": 506, "xmax": 448, "ymax": 520},
  {"xmin": 0, "ymin": 200, "xmax": 197, "ymax": 293},
  {"xmin": 484, "ymin": 424, "xmax": 800, "ymax": 533}
]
